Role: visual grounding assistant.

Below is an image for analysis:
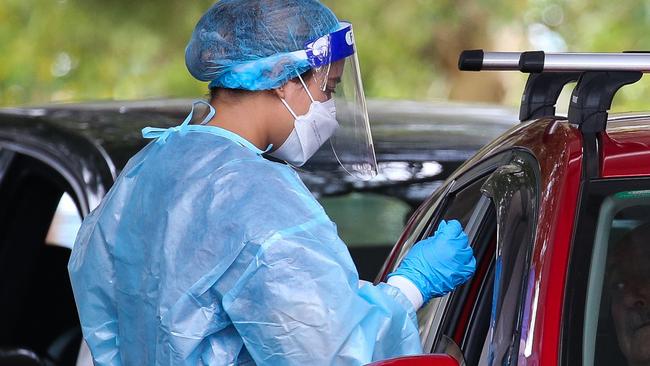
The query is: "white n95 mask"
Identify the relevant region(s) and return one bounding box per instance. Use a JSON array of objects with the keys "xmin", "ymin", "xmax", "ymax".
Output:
[{"xmin": 270, "ymin": 77, "xmax": 339, "ymax": 166}]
